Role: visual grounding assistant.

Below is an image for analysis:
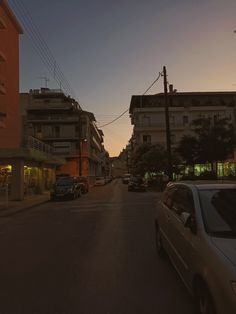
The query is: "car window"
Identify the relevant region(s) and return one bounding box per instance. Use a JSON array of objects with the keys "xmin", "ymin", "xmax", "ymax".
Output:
[
  {"xmin": 199, "ymin": 189, "xmax": 236, "ymax": 237},
  {"xmin": 172, "ymin": 186, "xmax": 194, "ymax": 215},
  {"xmin": 162, "ymin": 186, "xmax": 177, "ymax": 209},
  {"xmin": 56, "ymin": 178, "xmax": 74, "ymax": 186}
]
